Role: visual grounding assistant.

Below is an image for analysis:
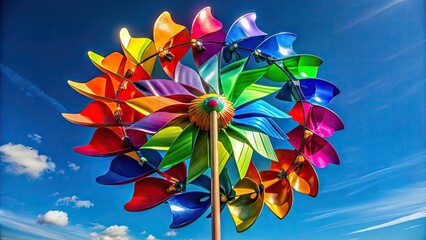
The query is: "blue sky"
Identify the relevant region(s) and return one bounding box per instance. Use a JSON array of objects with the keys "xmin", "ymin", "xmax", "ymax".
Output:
[{"xmin": 1, "ymin": 0, "xmax": 425, "ymax": 239}]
